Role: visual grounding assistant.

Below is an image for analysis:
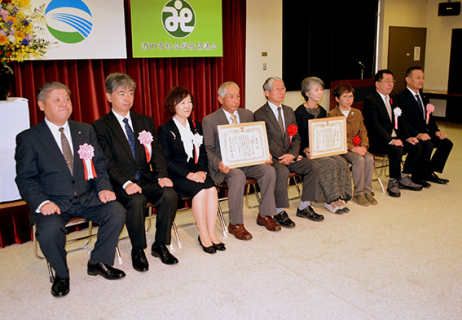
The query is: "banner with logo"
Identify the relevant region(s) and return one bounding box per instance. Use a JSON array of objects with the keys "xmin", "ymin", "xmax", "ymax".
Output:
[
  {"xmin": 27, "ymin": 0, "xmax": 126, "ymax": 60},
  {"xmin": 130, "ymin": 0, "xmax": 223, "ymax": 58}
]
